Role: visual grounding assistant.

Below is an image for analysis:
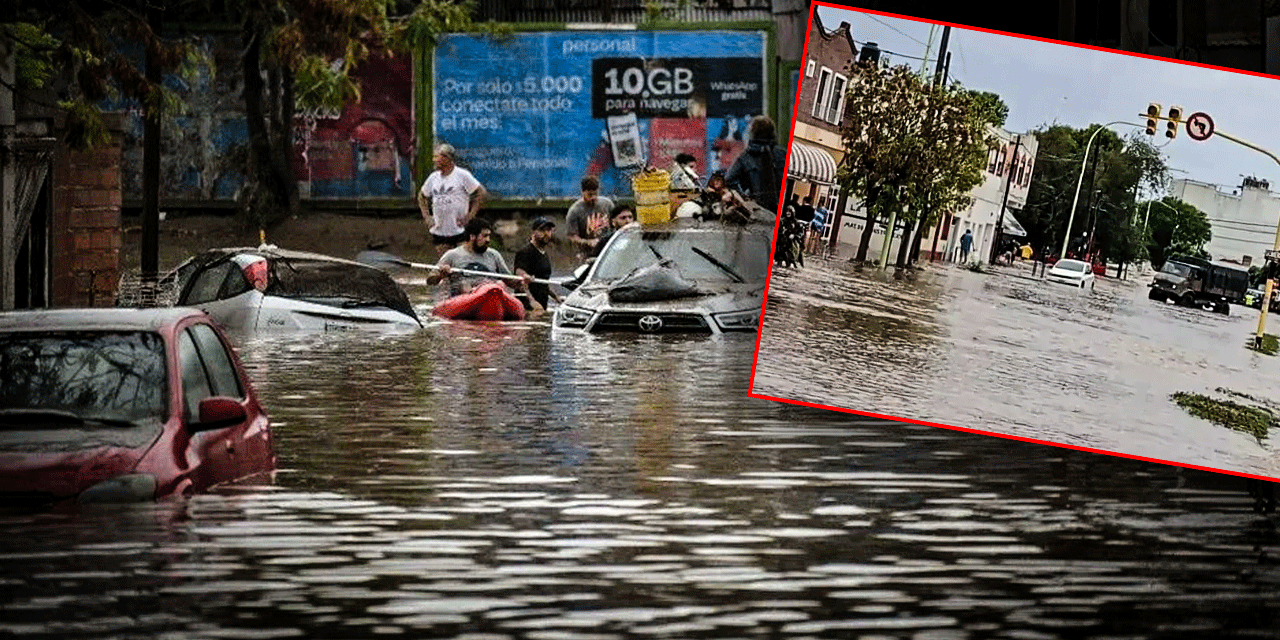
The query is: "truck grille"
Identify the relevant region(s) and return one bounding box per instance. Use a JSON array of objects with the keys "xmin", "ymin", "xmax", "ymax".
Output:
[{"xmin": 593, "ymin": 311, "xmax": 711, "ymax": 333}]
